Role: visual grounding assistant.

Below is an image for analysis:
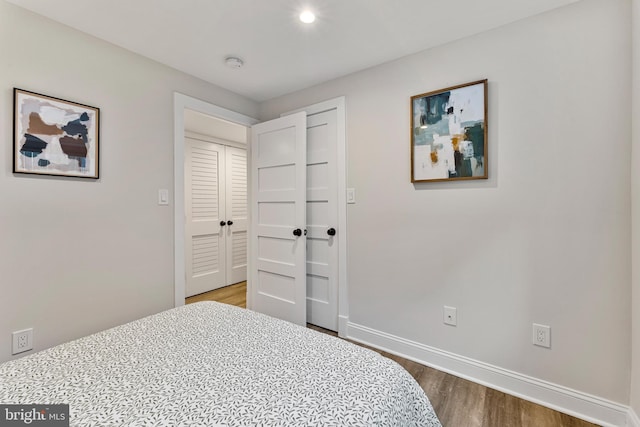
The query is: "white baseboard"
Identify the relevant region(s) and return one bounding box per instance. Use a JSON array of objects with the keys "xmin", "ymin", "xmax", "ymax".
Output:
[
  {"xmin": 346, "ymin": 321, "xmax": 631, "ymax": 427},
  {"xmin": 628, "ymin": 408, "xmax": 640, "ymax": 427},
  {"xmin": 338, "ymin": 315, "xmax": 349, "ymax": 339}
]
